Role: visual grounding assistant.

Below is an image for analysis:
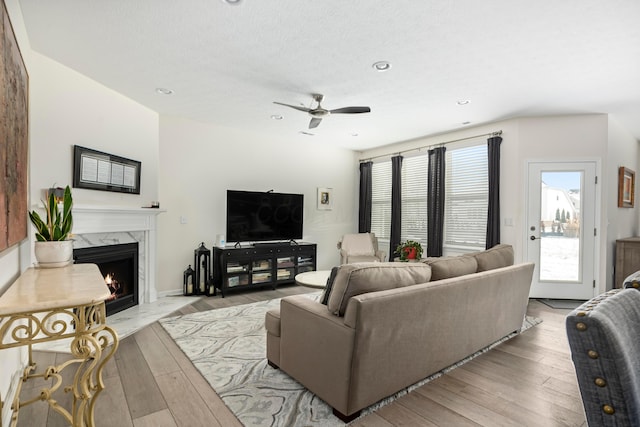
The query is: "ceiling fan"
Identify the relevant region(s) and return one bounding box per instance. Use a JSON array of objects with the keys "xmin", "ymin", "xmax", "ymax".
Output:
[{"xmin": 273, "ymin": 93, "xmax": 371, "ymax": 129}]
